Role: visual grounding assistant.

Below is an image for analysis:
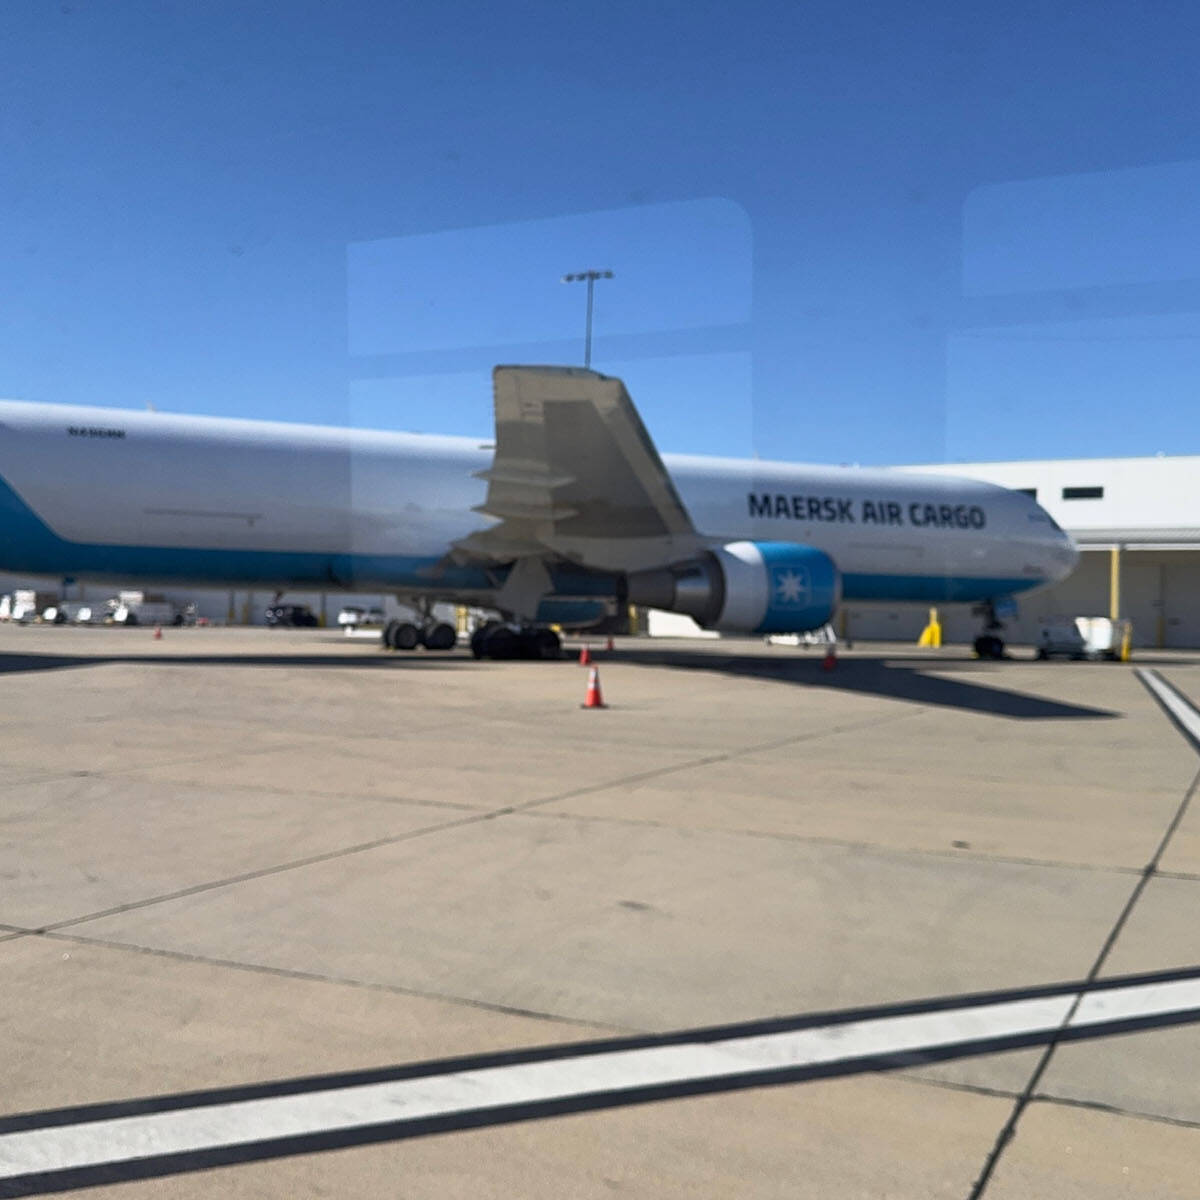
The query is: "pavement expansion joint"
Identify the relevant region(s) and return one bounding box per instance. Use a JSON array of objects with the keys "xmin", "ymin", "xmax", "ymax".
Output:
[
  {"xmin": 31, "ymin": 801, "xmax": 539, "ymax": 935},
  {"xmin": 1026, "ymin": 1092, "xmax": 1200, "ymax": 1134},
  {"xmin": 34, "ymin": 929, "xmax": 637, "ymax": 1034},
  {"xmin": 516, "ymin": 806, "xmax": 1151, "ymax": 877},
  {"xmin": 901, "ymin": 1072, "xmax": 1200, "ymax": 1135},
  {"xmin": 505, "ymin": 707, "xmax": 928, "ymax": 817},
  {"xmin": 1151, "ymin": 867, "xmax": 1200, "ymax": 882},
  {"xmin": 90, "ymin": 765, "xmax": 483, "ymax": 812}
]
